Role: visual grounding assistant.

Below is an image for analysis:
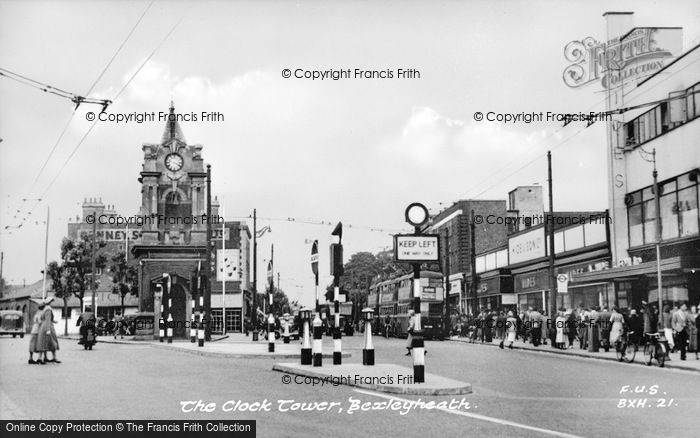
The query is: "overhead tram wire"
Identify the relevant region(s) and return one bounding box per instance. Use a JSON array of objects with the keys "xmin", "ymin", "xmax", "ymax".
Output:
[
  {"xmin": 449, "ymin": 55, "xmax": 700, "ymax": 205},
  {"xmin": 2, "ymin": 0, "xmax": 156, "ymax": 231},
  {"xmin": 227, "ymin": 215, "xmax": 408, "ymax": 234},
  {"xmin": 30, "ymin": 17, "xmax": 184, "ymax": 215}
]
